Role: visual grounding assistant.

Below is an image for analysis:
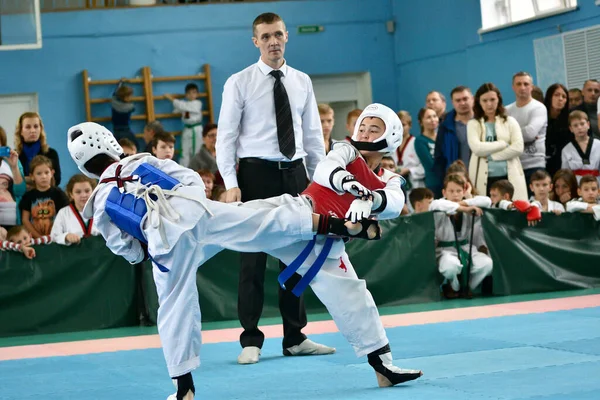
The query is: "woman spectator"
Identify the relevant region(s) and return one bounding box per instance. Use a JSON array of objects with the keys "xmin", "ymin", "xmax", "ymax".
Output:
[
  {"xmin": 0, "ymin": 125, "xmax": 26, "ymax": 227},
  {"xmin": 414, "ymin": 107, "xmax": 441, "ymax": 195},
  {"xmin": 15, "ymin": 112, "xmax": 61, "ymax": 186},
  {"xmin": 188, "ymin": 123, "xmax": 218, "ymax": 174},
  {"xmin": 544, "ymin": 83, "xmax": 571, "ymax": 177},
  {"xmin": 467, "ymin": 83, "xmax": 527, "ymax": 200}
]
